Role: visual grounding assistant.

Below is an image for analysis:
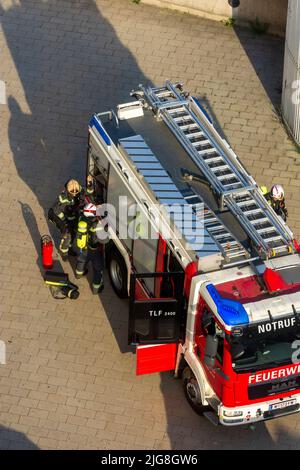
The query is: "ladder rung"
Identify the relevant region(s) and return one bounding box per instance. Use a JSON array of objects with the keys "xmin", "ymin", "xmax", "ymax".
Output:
[
  {"xmin": 257, "ymin": 226, "xmax": 277, "ymax": 234},
  {"xmin": 210, "ymin": 165, "xmax": 229, "ymax": 173},
  {"xmin": 166, "ymin": 105, "xmax": 186, "ymax": 114},
  {"xmin": 181, "ymin": 123, "xmax": 198, "ymax": 131},
  {"xmin": 154, "ymin": 90, "xmax": 174, "ymax": 98},
  {"xmin": 243, "ymin": 208, "xmax": 264, "ymax": 217},
  {"xmin": 192, "ymin": 139, "xmax": 210, "ymax": 147},
  {"xmin": 197, "ymin": 147, "xmax": 217, "ymax": 161},
  {"xmin": 204, "ymin": 156, "xmax": 223, "ymax": 164},
  {"xmin": 222, "ymin": 182, "xmax": 243, "ymax": 189},
  {"xmin": 236, "ymin": 199, "xmax": 256, "ymax": 208},
  {"xmin": 203, "ymin": 212, "xmax": 216, "ymax": 219},
  {"xmin": 185, "ymin": 131, "xmax": 203, "ymax": 139},
  {"xmin": 221, "ymin": 241, "xmax": 240, "ymax": 248},
  {"xmin": 184, "ymin": 194, "xmax": 200, "ymax": 201},
  {"xmin": 226, "ymin": 251, "xmax": 248, "ymax": 259},
  {"xmin": 250, "ymin": 217, "xmax": 270, "ymax": 225},
  {"xmin": 152, "ymin": 86, "xmax": 169, "ymax": 93},
  {"xmin": 217, "ymin": 174, "xmax": 237, "ymax": 182},
  {"xmin": 204, "ymin": 217, "xmax": 218, "ymax": 225},
  {"xmin": 198, "ymin": 148, "xmax": 218, "ymax": 156},
  {"xmin": 220, "ymin": 242, "xmax": 243, "ymax": 253},
  {"xmin": 214, "ymin": 233, "xmax": 233, "ymax": 240},
  {"xmin": 208, "ymin": 225, "xmax": 226, "ymax": 233},
  {"xmin": 173, "ymin": 113, "xmax": 190, "ymax": 121},
  {"xmin": 263, "ymin": 235, "xmax": 283, "ymax": 244}
]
